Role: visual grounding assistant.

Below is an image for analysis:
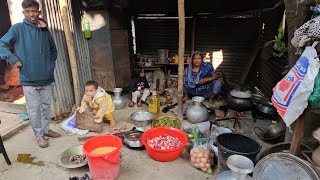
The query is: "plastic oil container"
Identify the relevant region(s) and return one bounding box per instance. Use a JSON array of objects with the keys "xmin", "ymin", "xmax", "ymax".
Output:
[
  {"xmin": 148, "ymin": 91, "xmax": 160, "ymax": 115},
  {"xmin": 83, "ymin": 16, "xmax": 92, "ymax": 39}
]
